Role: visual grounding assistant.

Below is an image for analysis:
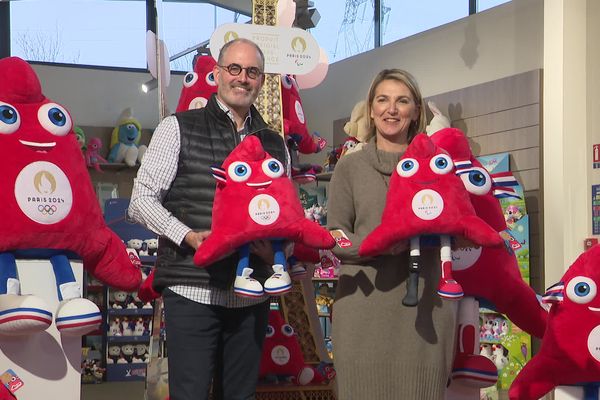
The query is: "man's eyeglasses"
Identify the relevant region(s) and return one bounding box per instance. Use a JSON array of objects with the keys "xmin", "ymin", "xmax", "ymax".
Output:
[{"xmin": 218, "ymin": 63, "xmax": 263, "ymax": 80}]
